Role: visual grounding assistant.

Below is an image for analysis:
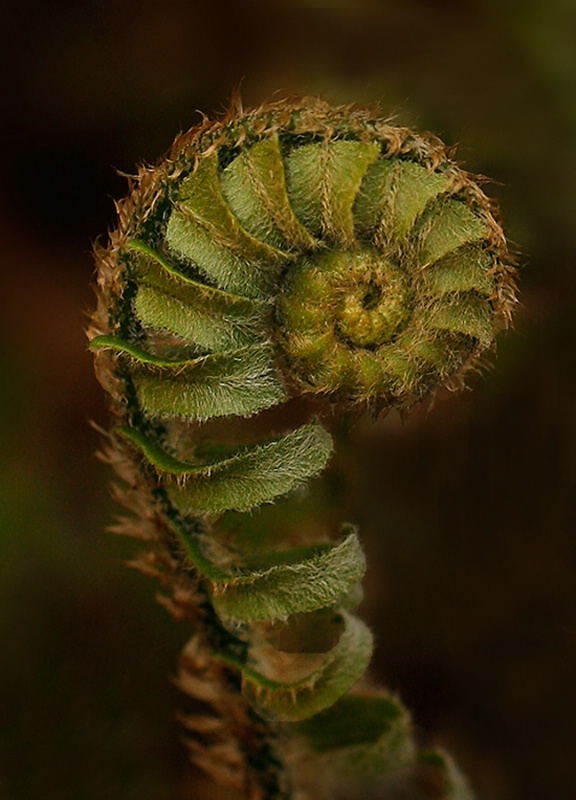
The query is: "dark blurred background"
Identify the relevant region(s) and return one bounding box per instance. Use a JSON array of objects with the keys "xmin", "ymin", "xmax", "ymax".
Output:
[{"xmin": 1, "ymin": 1, "xmax": 575, "ymax": 798}]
